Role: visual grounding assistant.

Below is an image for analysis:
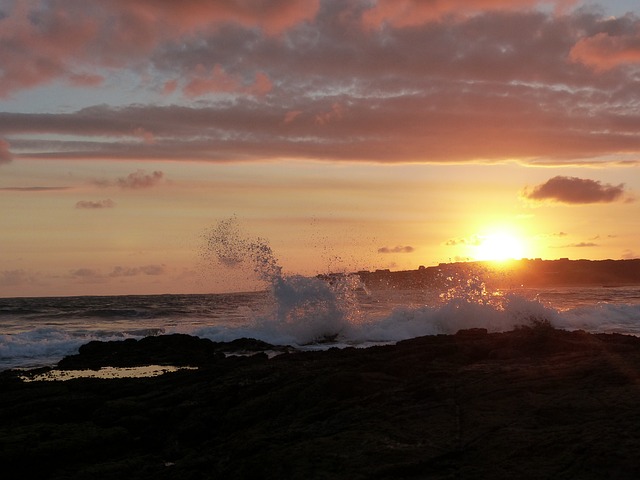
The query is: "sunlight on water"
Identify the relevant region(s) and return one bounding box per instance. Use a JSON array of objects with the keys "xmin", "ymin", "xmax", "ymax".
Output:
[{"xmin": 19, "ymin": 365, "xmax": 198, "ymax": 382}]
